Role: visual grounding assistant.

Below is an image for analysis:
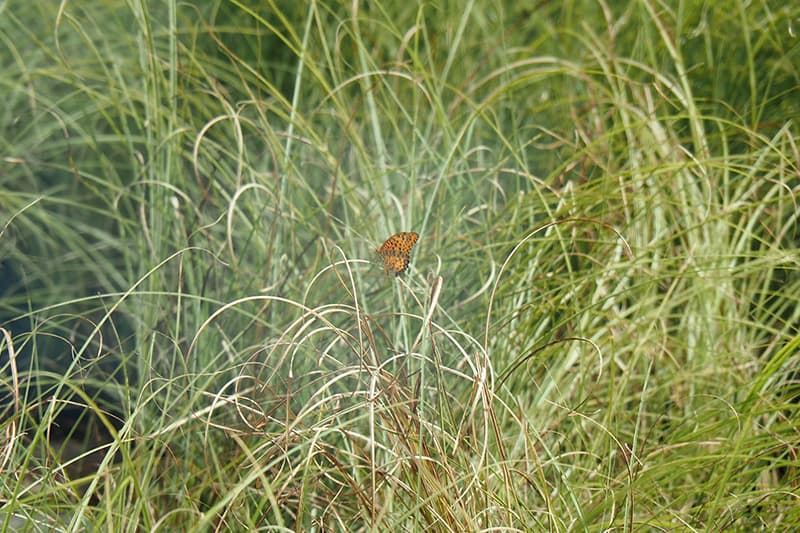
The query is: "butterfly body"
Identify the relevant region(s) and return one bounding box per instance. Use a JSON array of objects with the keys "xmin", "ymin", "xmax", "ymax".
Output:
[{"xmin": 376, "ymin": 231, "xmax": 419, "ymax": 276}]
